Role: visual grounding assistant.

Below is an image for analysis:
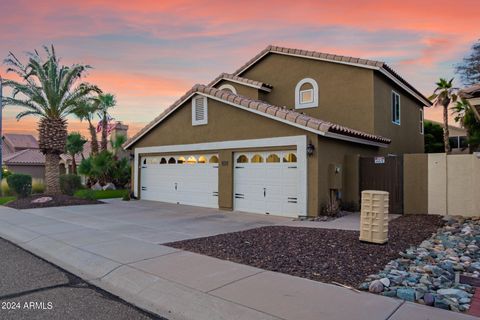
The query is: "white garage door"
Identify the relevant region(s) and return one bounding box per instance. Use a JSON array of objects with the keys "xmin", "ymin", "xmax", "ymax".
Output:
[
  {"xmin": 234, "ymin": 151, "xmax": 299, "ymax": 217},
  {"xmin": 140, "ymin": 154, "xmax": 219, "ymax": 208}
]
